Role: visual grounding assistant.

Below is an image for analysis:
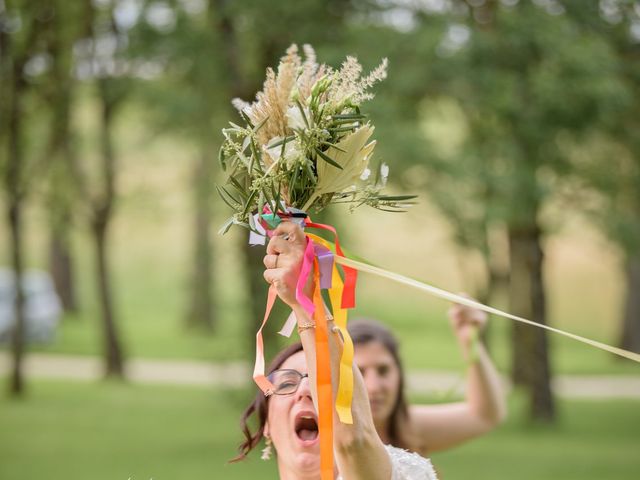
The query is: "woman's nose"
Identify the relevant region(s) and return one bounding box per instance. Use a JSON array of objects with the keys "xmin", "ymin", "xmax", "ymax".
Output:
[
  {"xmin": 295, "ymin": 374, "xmax": 313, "ymax": 400},
  {"xmin": 364, "ymin": 370, "xmax": 383, "ymax": 394}
]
